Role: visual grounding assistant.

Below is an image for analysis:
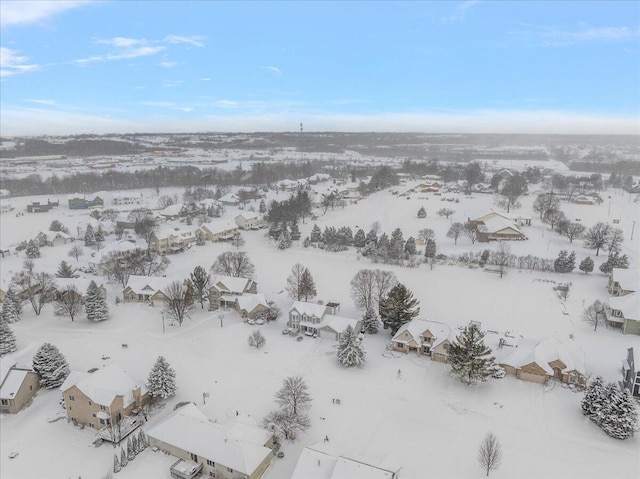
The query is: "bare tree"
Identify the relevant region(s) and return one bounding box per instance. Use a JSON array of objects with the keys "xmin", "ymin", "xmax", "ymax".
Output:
[
  {"xmin": 563, "ymin": 222, "xmax": 586, "ymax": 243},
  {"xmin": 350, "ymin": 269, "xmax": 376, "ymax": 311},
  {"xmin": 583, "ymin": 222, "xmax": 612, "ymax": 256},
  {"xmin": 493, "ymin": 242, "xmax": 511, "ymax": 279},
  {"xmin": 373, "ymin": 270, "xmax": 398, "ymax": 312},
  {"xmin": 417, "ymin": 228, "xmax": 435, "ymax": 243},
  {"xmin": 189, "ymin": 266, "xmax": 211, "ymax": 309},
  {"xmin": 263, "ymin": 408, "xmax": 311, "ymax": 440},
  {"xmin": 286, "ymin": 263, "xmax": 305, "ymax": 301},
  {"xmin": 437, "ymin": 208, "xmax": 455, "ymax": 219},
  {"xmin": 462, "ymin": 223, "xmax": 478, "ymax": 244},
  {"xmin": 583, "ymin": 300, "xmax": 606, "ymax": 332},
  {"xmin": 163, "ymin": 281, "xmax": 193, "ymax": 327},
  {"xmin": 447, "ymin": 222, "xmax": 465, "ymax": 245},
  {"xmin": 248, "ymin": 330, "xmax": 266, "ymax": 349},
  {"xmin": 157, "ymin": 195, "xmax": 175, "ymax": 209},
  {"xmin": 275, "ymin": 375, "xmax": 312, "ymax": 416},
  {"xmin": 54, "ymin": 285, "xmax": 83, "ymax": 321},
  {"xmin": 129, "ymin": 250, "xmax": 171, "ymax": 277},
  {"xmin": 12, "ymin": 270, "xmax": 55, "ymax": 316},
  {"xmin": 68, "ymin": 244, "xmax": 84, "ymax": 262},
  {"xmin": 607, "ymin": 227, "xmax": 624, "ymax": 255},
  {"xmin": 211, "ymin": 251, "xmax": 255, "ymax": 278},
  {"xmin": 478, "ymin": 432, "xmax": 502, "ymax": 477}
]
